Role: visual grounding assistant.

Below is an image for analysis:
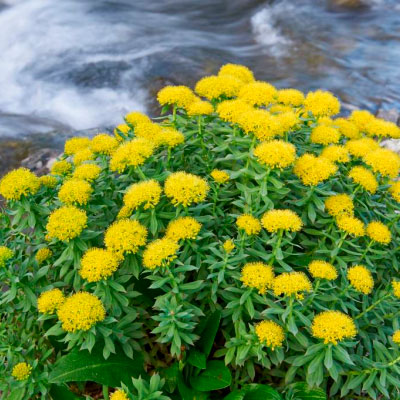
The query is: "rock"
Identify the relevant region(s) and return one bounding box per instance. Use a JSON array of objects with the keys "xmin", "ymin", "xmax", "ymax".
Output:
[
  {"xmin": 329, "ymin": 0, "xmax": 368, "ymax": 8},
  {"xmin": 376, "ymin": 109, "xmax": 400, "ymax": 124},
  {"xmin": 21, "ymin": 148, "xmax": 61, "ymax": 176}
]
